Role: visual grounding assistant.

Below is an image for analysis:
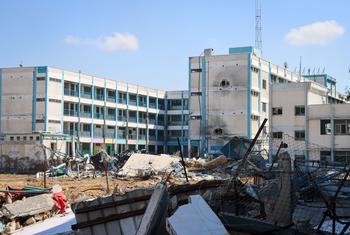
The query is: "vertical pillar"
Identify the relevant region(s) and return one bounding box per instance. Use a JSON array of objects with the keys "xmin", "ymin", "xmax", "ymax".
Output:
[
  {"xmin": 90, "ymin": 76, "xmax": 94, "ymax": 155},
  {"xmin": 32, "ymin": 67, "xmax": 37, "ymax": 132}
]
